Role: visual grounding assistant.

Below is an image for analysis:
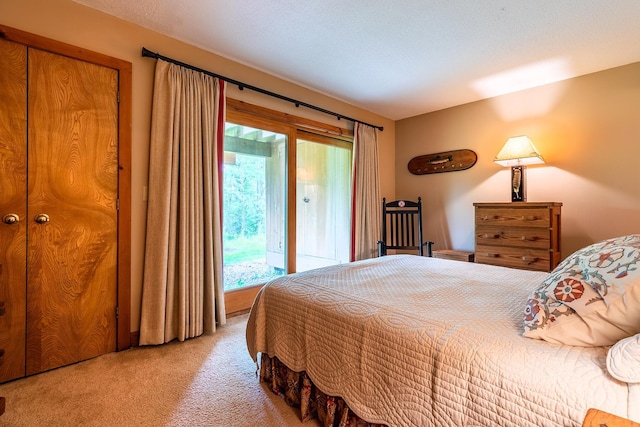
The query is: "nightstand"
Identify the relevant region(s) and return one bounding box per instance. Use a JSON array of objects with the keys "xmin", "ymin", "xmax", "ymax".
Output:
[
  {"xmin": 433, "ymin": 249, "xmax": 474, "ymax": 262},
  {"xmin": 473, "ymin": 202, "xmax": 562, "ymax": 272},
  {"xmin": 582, "ymin": 408, "xmax": 640, "ymax": 427}
]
